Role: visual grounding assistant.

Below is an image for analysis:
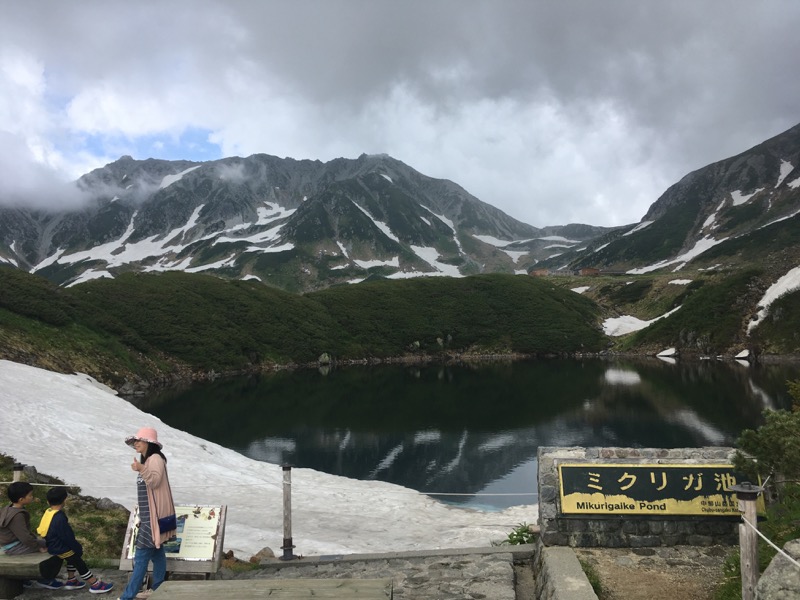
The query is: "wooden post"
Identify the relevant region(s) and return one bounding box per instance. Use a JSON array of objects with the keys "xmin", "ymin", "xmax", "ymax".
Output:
[
  {"xmin": 280, "ymin": 465, "xmax": 296, "ymax": 561},
  {"xmin": 730, "ymin": 482, "xmax": 762, "ymax": 600},
  {"xmin": 12, "ymin": 463, "xmax": 23, "ymax": 482}
]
